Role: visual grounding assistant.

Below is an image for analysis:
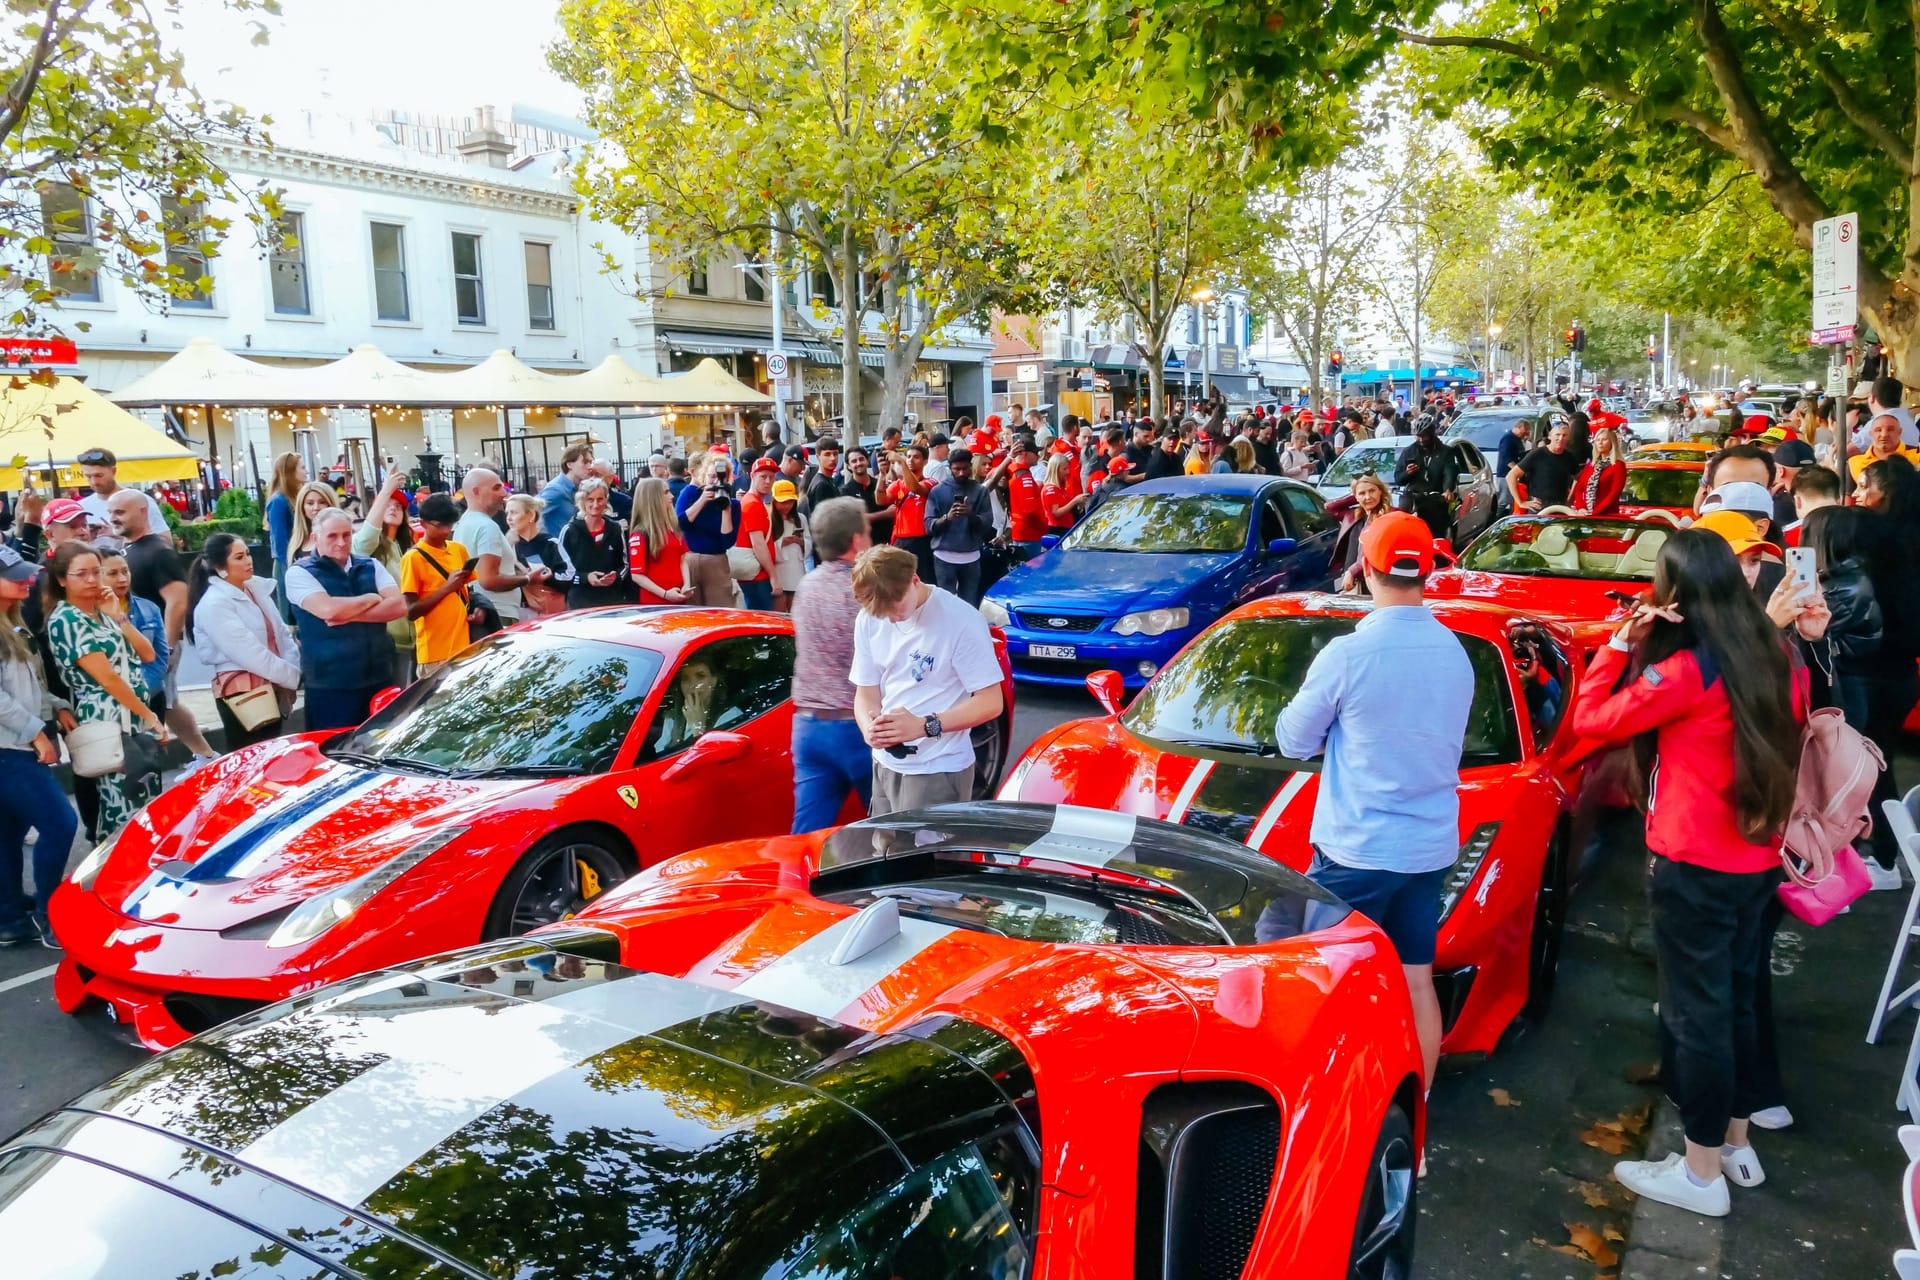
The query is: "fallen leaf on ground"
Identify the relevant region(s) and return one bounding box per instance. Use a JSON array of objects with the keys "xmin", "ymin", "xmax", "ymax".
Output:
[
  {"xmin": 1580, "ymin": 1102, "xmax": 1654, "ymax": 1154},
  {"xmin": 1489, "ymin": 1087, "xmax": 1519, "ymax": 1107},
  {"xmin": 1573, "ymin": 1178, "xmax": 1616, "ymax": 1209},
  {"xmin": 1603, "ymin": 1224, "xmax": 1625, "ymax": 1243},
  {"xmin": 1556, "ymin": 1223, "xmax": 1620, "ymax": 1269}
]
